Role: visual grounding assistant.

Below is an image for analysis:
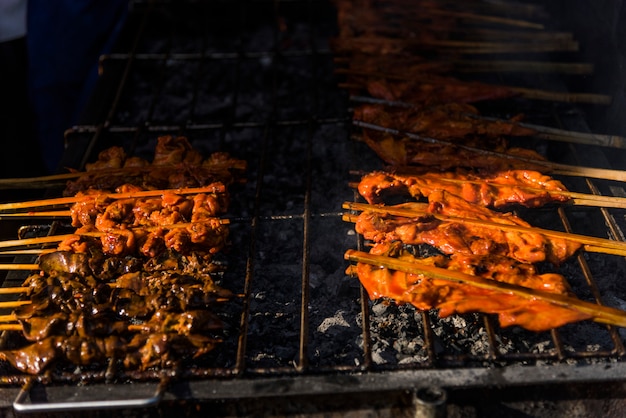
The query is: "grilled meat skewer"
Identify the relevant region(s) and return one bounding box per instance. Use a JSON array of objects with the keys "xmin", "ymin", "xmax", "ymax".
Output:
[
  {"xmin": 353, "ymin": 191, "xmax": 581, "ymax": 265},
  {"xmin": 358, "ymin": 169, "xmax": 570, "ymax": 209},
  {"xmin": 348, "ymin": 241, "xmax": 590, "ymax": 332}
]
